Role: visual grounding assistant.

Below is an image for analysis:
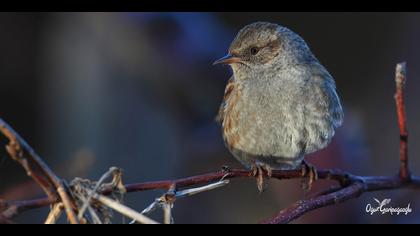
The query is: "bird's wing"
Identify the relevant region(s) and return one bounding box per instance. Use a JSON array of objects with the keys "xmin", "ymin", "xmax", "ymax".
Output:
[
  {"xmin": 310, "ymin": 63, "xmax": 344, "ymax": 129},
  {"xmin": 215, "ymin": 76, "xmax": 235, "ymax": 124}
]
